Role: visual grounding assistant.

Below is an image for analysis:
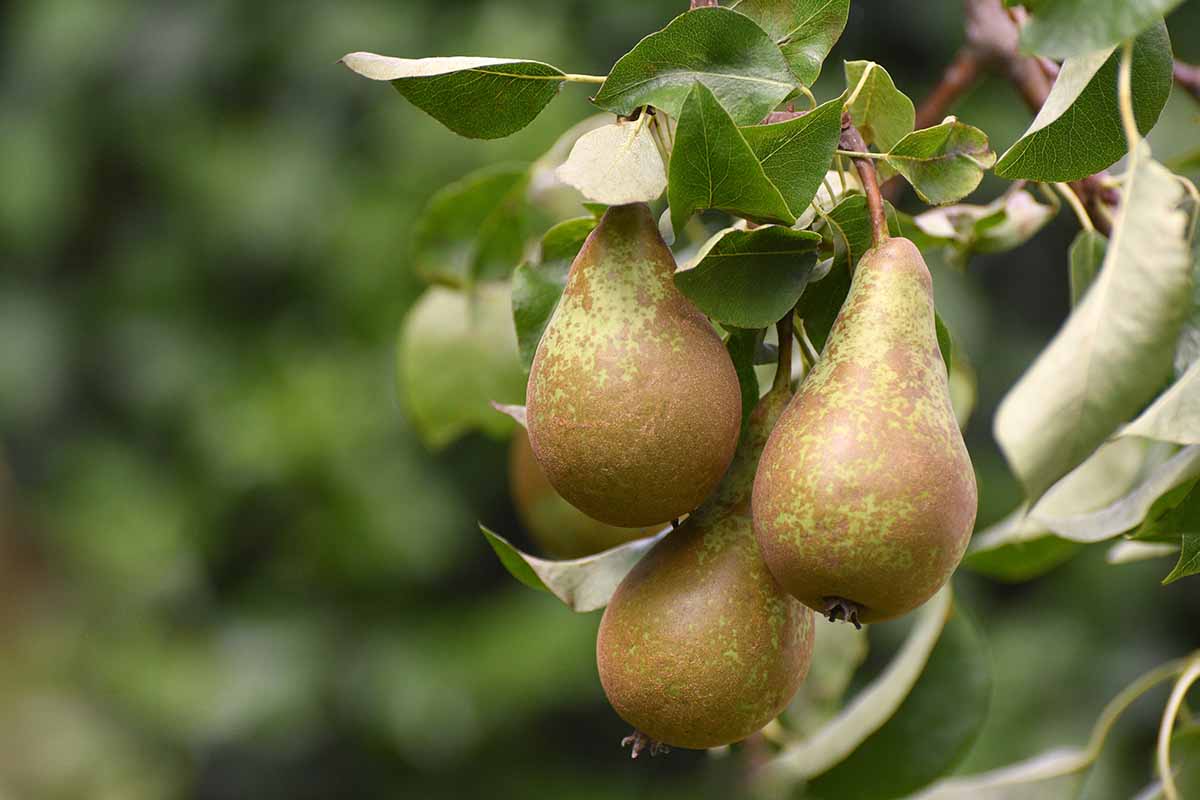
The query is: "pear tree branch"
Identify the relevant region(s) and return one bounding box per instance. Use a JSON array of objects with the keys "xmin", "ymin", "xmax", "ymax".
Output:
[{"xmin": 1175, "ymin": 61, "xmax": 1200, "ymax": 104}]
